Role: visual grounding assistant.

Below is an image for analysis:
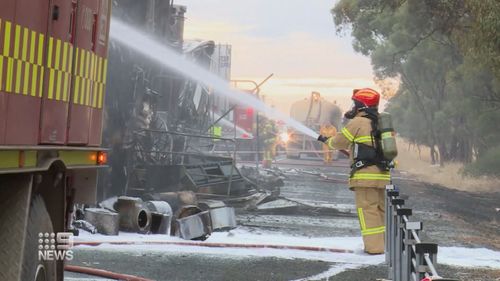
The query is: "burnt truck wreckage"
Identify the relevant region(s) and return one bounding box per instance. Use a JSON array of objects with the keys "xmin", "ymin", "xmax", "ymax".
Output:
[{"xmin": 74, "ymin": 0, "xmax": 278, "ymax": 240}]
